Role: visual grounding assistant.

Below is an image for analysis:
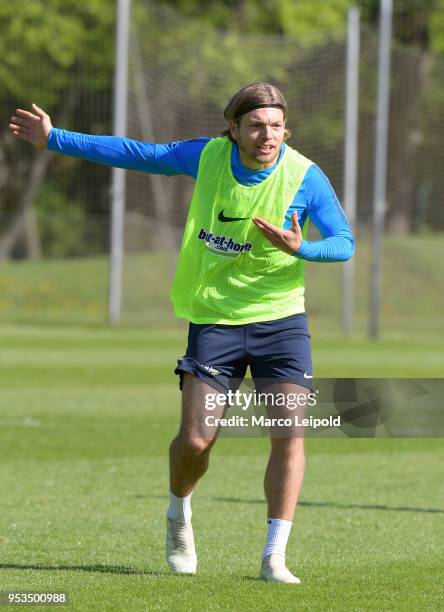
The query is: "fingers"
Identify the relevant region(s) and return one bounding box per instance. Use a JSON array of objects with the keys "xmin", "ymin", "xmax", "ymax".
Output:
[
  {"xmin": 9, "ymin": 119, "xmax": 31, "ymax": 139},
  {"xmin": 291, "ymin": 212, "xmax": 300, "ymax": 228},
  {"xmin": 9, "ymin": 115, "xmax": 32, "ymax": 129},
  {"xmin": 9, "ymin": 107, "xmax": 41, "ymax": 139},
  {"xmin": 32, "ymin": 102, "xmax": 46, "ymax": 117},
  {"xmin": 253, "ymin": 216, "xmax": 278, "ymax": 231},
  {"xmin": 15, "ymin": 108, "xmax": 40, "ymax": 121},
  {"xmin": 253, "ymin": 220, "xmax": 283, "ymax": 249},
  {"xmin": 9, "ymin": 123, "xmax": 29, "ymax": 135},
  {"xmin": 252, "ymin": 216, "xmax": 299, "ymax": 255},
  {"xmin": 252, "ymin": 219, "xmax": 276, "ymax": 239},
  {"xmin": 252, "ymin": 218, "xmax": 283, "ymax": 243},
  {"xmin": 9, "ymin": 130, "xmax": 29, "ymax": 142},
  {"xmin": 253, "ymin": 217, "xmax": 285, "ymax": 239},
  {"xmin": 252, "ymin": 218, "xmax": 266, "ymax": 231},
  {"xmin": 9, "ymin": 105, "xmax": 50, "ymax": 149}
]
